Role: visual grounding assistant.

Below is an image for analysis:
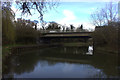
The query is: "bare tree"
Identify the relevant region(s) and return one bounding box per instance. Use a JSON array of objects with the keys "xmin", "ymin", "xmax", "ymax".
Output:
[
  {"xmin": 15, "ymin": 0, "xmax": 59, "ymax": 29},
  {"xmin": 90, "ymin": 9, "xmax": 105, "ymax": 26},
  {"xmin": 90, "ymin": 2, "xmax": 118, "ymax": 26}
]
